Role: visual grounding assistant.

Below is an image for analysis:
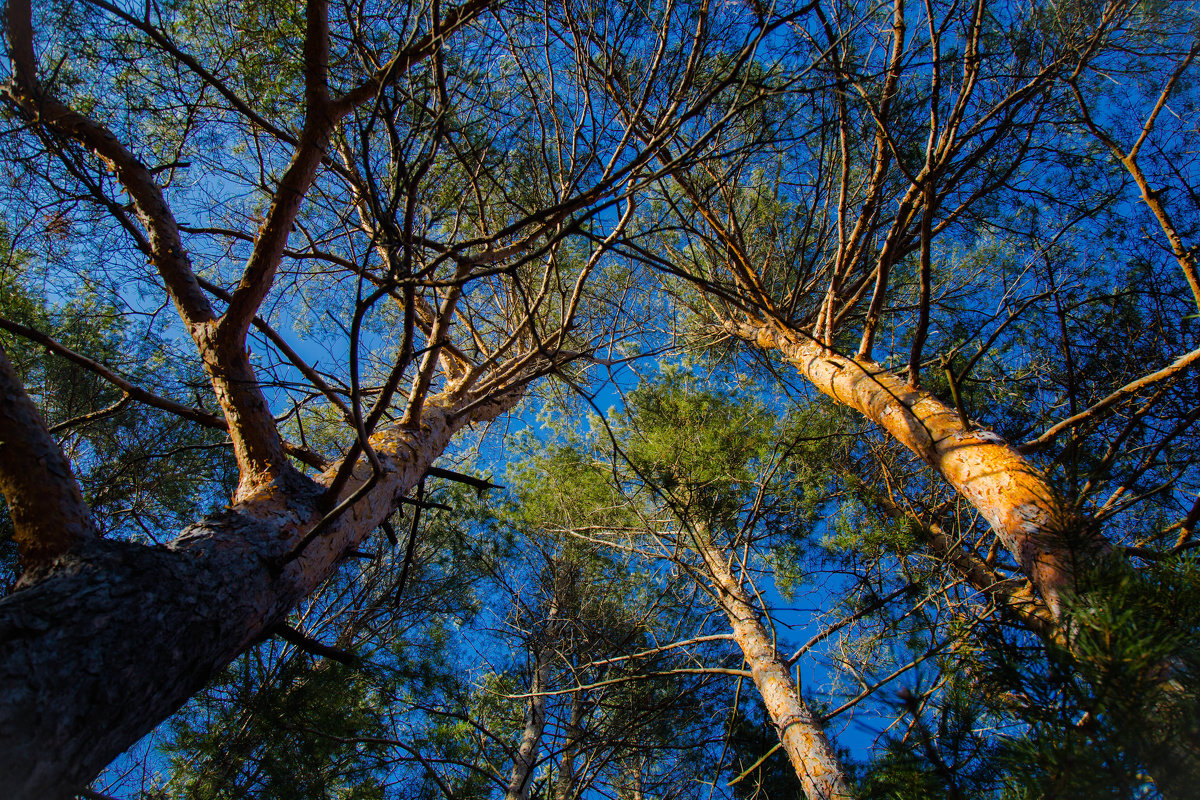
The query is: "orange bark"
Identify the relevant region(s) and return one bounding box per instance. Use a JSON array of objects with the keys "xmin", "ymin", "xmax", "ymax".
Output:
[
  {"xmin": 727, "ymin": 319, "xmax": 1103, "ymax": 618},
  {"xmin": 696, "ymin": 534, "xmax": 853, "ymax": 800},
  {"xmin": 0, "ymin": 346, "xmax": 96, "ymax": 567}
]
